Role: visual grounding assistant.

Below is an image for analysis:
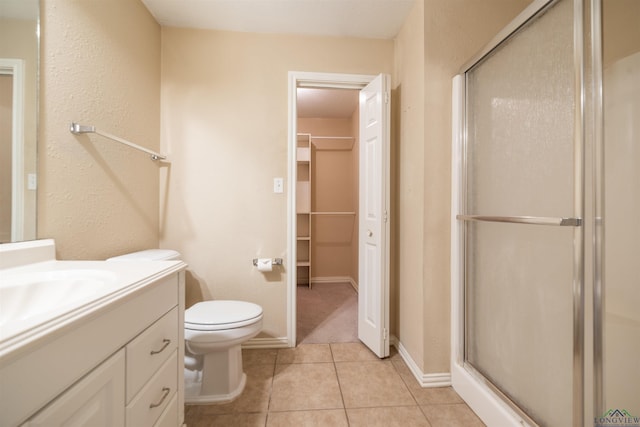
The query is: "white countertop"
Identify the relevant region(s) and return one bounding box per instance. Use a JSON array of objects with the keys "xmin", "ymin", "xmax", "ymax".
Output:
[{"xmin": 0, "ymin": 259, "xmax": 187, "ymax": 362}]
